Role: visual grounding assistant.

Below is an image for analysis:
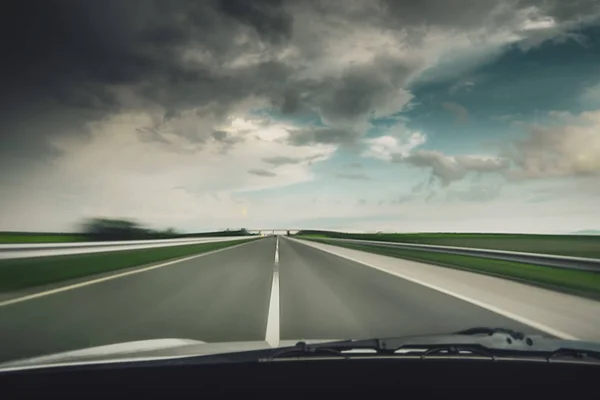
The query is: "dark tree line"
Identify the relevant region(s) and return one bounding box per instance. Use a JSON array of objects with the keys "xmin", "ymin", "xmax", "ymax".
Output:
[
  {"xmin": 81, "ymin": 218, "xmax": 178, "ymax": 241},
  {"xmin": 81, "ymin": 218, "xmax": 254, "ymax": 241}
]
